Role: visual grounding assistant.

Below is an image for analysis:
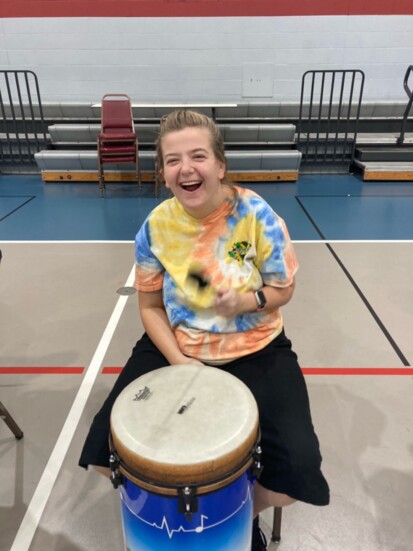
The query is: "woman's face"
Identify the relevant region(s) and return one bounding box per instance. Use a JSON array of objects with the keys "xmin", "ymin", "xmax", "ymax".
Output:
[{"xmin": 161, "ymin": 126, "xmax": 226, "ymax": 218}]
